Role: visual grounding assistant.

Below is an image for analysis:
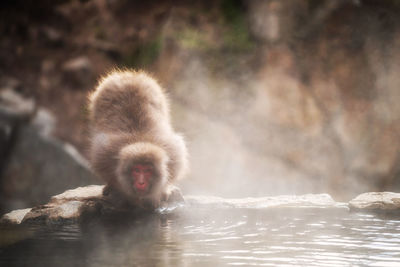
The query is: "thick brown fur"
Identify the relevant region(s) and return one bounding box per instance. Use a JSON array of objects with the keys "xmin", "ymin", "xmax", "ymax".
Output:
[{"xmin": 88, "ymin": 69, "xmax": 188, "ymax": 208}]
